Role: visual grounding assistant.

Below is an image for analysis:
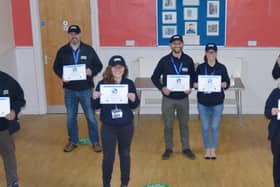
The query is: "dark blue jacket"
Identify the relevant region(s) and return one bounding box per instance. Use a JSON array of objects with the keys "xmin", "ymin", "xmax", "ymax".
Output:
[
  {"xmin": 195, "ymin": 62, "xmax": 230, "ymax": 106},
  {"xmin": 264, "ymin": 88, "xmax": 280, "ymax": 143},
  {"xmin": 53, "ymin": 42, "xmax": 103, "ymax": 90},
  {"xmin": 0, "ymin": 71, "xmax": 26, "ymax": 132},
  {"xmin": 151, "ymin": 52, "xmax": 195, "ymax": 100},
  {"xmin": 92, "ymin": 78, "xmax": 140, "ymax": 127}
]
